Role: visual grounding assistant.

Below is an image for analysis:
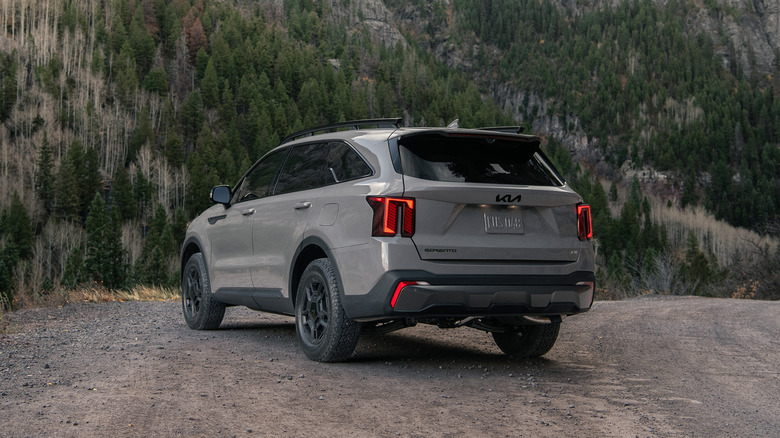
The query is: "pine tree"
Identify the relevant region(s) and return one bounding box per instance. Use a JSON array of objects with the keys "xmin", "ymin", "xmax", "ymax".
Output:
[
  {"xmin": 201, "ymin": 58, "xmax": 219, "ymax": 108},
  {"xmin": 173, "ymin": 207, "xmax": 188, "ymax": 249},
  {"xmin": 3, "ymin": 192, "xmax": 34, "ymax": 262},
  {"xmin": 36, "ymin": 133, "xmax": 55, "ymax": 215},
  {"xmin": 608, "ymin": 182, "xmax": 619, "ymax": 203},
  {"xmin": 134, "ymin": 168, "xmax": 154, "ymax": 222},
  {"xmin": 54, "ymin": 145, "xmax": 81, "ymax": 221},
  {"xmin": 104, "ymin": 207, "xmax": 127, "ymax": 289},
  {"xmin": 163, "ymin": 132, "xmax": 184, "ymax": 167},
  {"xmin": 0, "ymin": 52, "xmax": 17, "ymax": 123},
  {"xmin": 129, "ymin": 106, "xmax": 154, "ymax": 163},
  {"xmin": 78, "ymin": 145, "xmax": 103, "ymax": 219},
  {"xmin": 117, "ymin": 40, "xmax": 140, "ymax": 108},
  {"xmin": 112, "ymin": 166, "xmax": 137, "ymax": 221},
  {"xmin": 0, "ymin": 193, "xmax": 33, "ymax": 307},
  {"xmin": 181, "ymin": 90, "xmax": 204, "ymax": 145},
  {"xmin": 61, "ymin": 247, "xmax": 87, "ymax": 289},
  {"xmin": 85, "ymin": 194, "xmax": 109, "ymax": 284},
  {"xmin": 683, "ymin": 233, "xmax": 712, "ymax": 294},
  {"xmin": 137, "ymin": 204, "xmax": 172, "ymax": 285}
]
